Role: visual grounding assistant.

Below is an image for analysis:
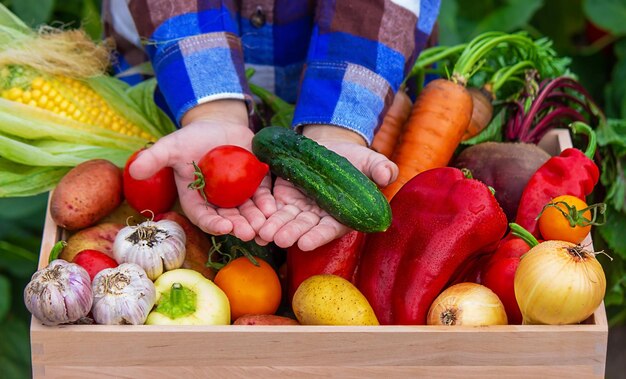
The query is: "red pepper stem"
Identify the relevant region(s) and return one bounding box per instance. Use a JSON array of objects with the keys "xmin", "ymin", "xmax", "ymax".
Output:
[
  {"xmin": 570, "ymin": 121, "xmax": 597, "ymax": 159},
  {"xmin": 508, "ymin": 223, "xmax": 539, "ymax": 248},
  {"xmin": 461, "ymin": 168, "xmax": 473, "ymax": 179}
]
